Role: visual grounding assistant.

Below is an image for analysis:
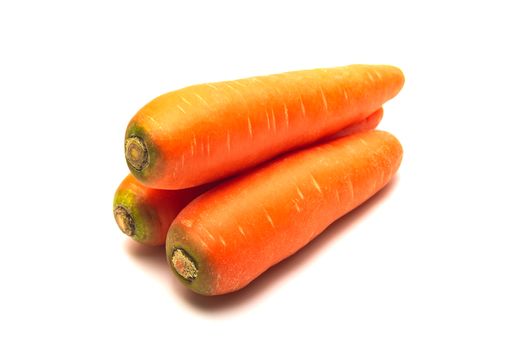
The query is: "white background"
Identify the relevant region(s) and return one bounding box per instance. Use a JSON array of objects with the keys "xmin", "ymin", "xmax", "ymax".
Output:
[{"xmin": 1, "ymin": 1, "xmax": 524, "ymax": 349}]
